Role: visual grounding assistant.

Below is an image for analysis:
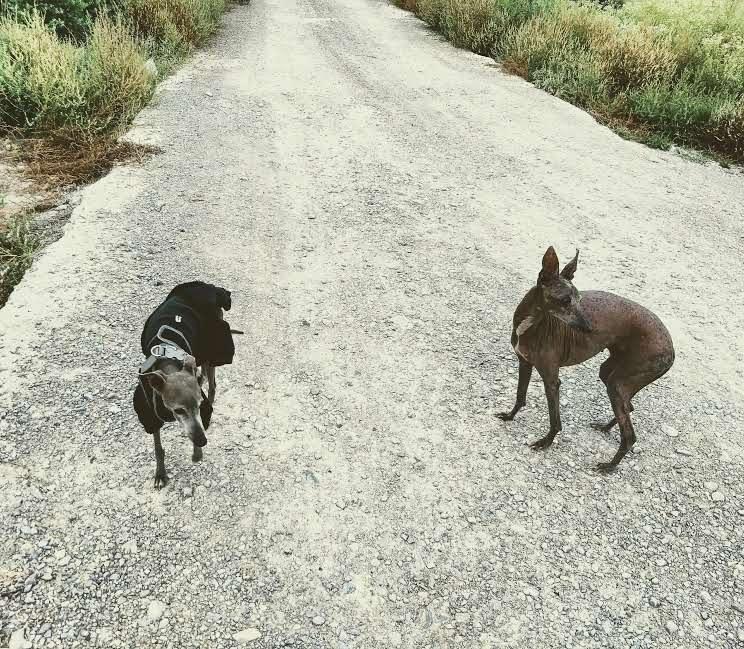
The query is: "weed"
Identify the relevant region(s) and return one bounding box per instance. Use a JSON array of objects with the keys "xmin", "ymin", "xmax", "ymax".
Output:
[{"xmin": 0, "ymin": 211, "xmax": 38, "ymax": 306}]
